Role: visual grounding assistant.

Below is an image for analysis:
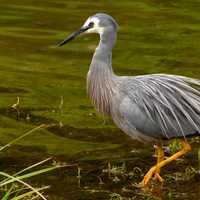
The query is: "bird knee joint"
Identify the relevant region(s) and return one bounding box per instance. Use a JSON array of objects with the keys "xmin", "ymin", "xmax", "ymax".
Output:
[{"xmin": 181, "ymin": 141, "xmax": 192, "ymax": 152}]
